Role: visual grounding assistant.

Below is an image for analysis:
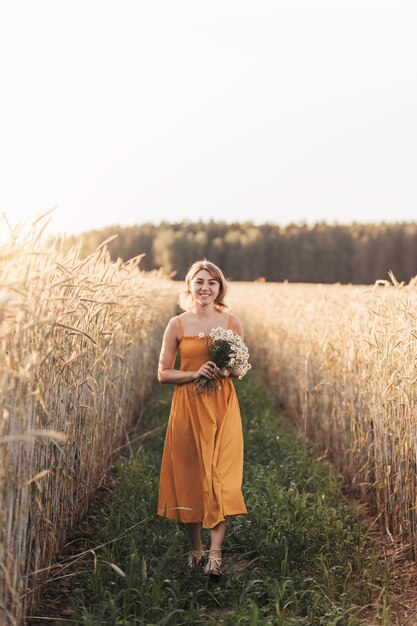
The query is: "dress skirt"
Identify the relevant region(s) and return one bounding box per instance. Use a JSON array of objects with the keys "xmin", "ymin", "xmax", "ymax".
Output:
[{"xmin": 157, "ymin": 323, "xmax": 247, "ymax": 529}]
